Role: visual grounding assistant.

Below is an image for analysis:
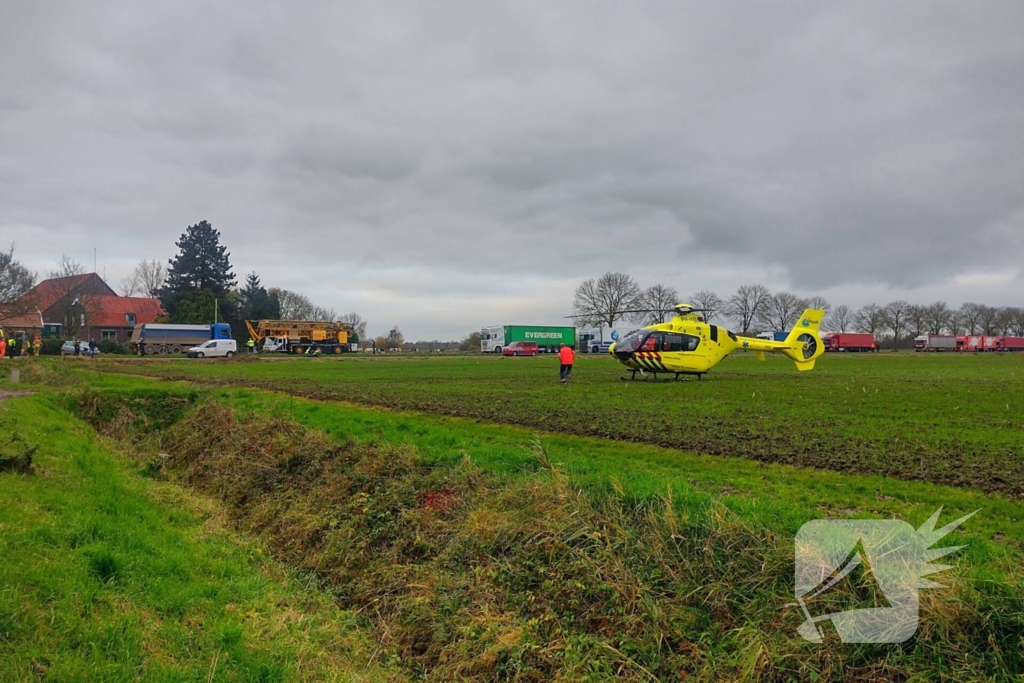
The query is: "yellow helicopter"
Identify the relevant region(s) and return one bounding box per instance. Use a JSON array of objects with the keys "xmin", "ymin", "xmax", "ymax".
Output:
[{"xmin": 603, "ymin": 304, "xmax": 825, "ymax": 380}]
